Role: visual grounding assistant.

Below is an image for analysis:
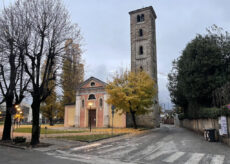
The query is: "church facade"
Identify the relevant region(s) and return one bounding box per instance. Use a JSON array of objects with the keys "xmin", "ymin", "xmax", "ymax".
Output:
[{"xmin": 64, "ymin": 77, "xmax": 126, "ymax": 128}]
